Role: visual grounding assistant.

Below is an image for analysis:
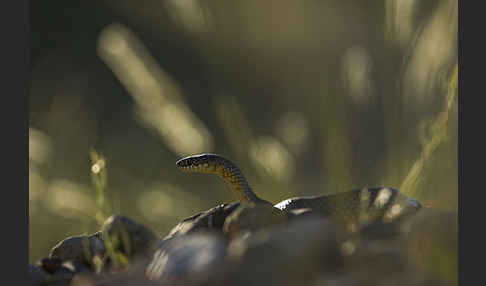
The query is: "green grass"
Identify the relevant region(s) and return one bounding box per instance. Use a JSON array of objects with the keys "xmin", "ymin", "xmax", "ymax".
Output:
[
  {"xmin": 400, "ymin": 62, "xmax": 458, "ymax": 199},
  {"xmin": 89, "ymin": 150, "xmax": 131, "ymax": 272}
]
